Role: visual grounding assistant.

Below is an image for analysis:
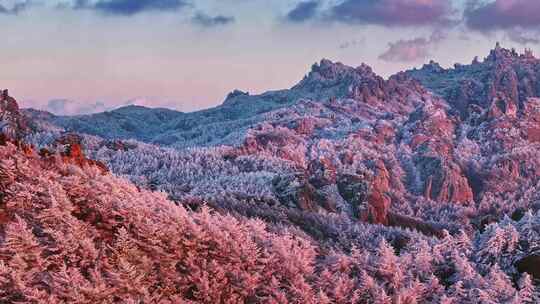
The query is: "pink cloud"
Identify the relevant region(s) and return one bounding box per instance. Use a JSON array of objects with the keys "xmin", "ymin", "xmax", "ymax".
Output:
[
  {"xmin": 379, "ymin": 31, "xmax": 446, "ymax": 62},
  {"xmin": 329, "ymin": 0, "xmax": 455, "ymax": 27},
  {"xmin": 379, "ymin": 38, "xmax": 430, "ymax": 62}
]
